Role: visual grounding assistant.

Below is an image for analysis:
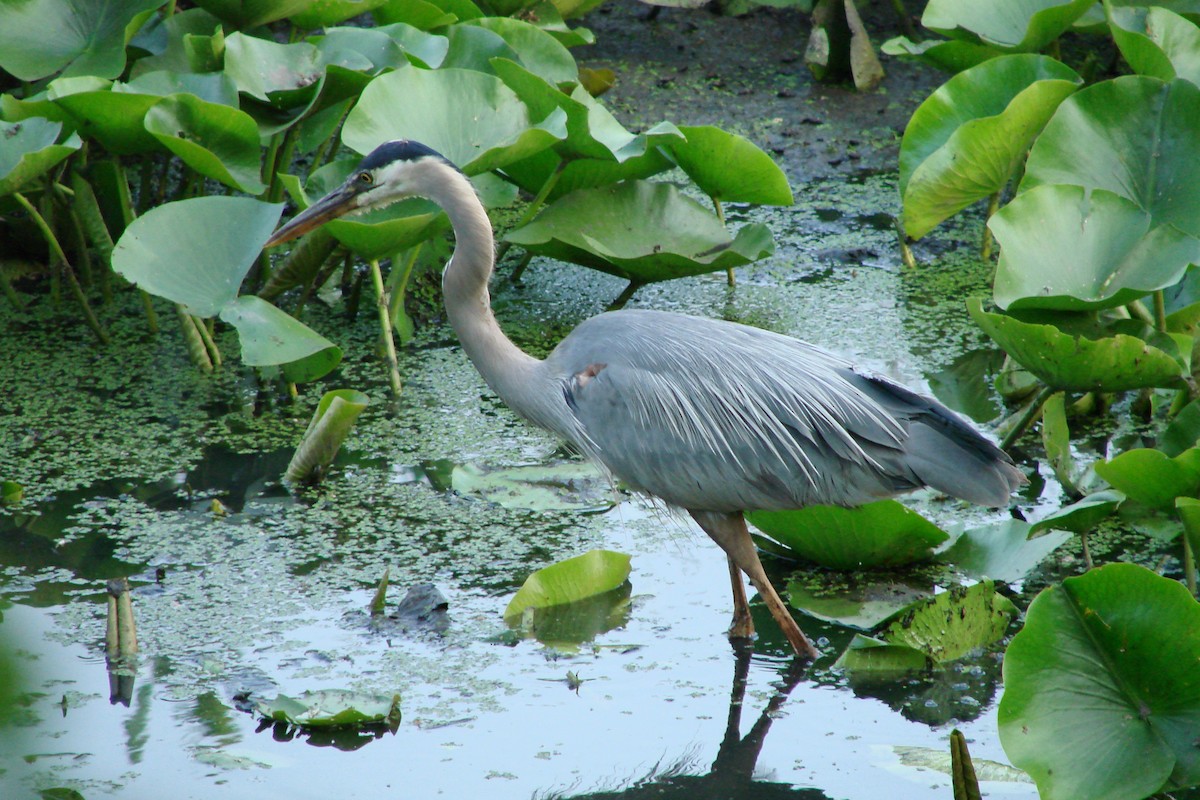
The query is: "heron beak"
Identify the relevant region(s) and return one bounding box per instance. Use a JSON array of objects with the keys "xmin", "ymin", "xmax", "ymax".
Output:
[{"xmin": 264, "ymin": 184, "xmax": 359, "ymax": 248}]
